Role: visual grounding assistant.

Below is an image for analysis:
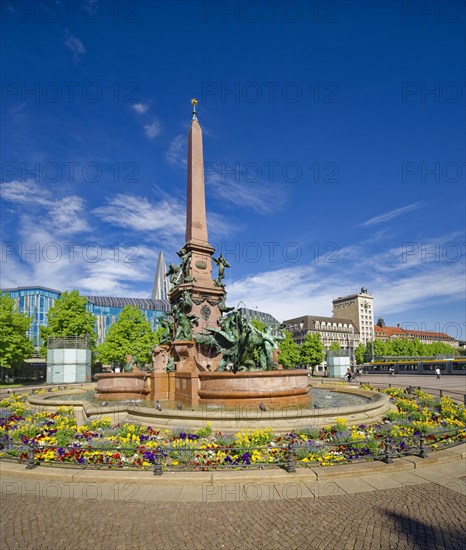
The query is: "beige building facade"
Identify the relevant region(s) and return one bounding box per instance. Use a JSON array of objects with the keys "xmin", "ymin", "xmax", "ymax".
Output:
[
  {"xmin": 374, "ymin": 322, "xmax": 459, "ymax": 348},
  {"xmin": 332, "ymin": 288, "xmax": 374, "ymax": 345},
  {"xmin": 282, "ymin": 315, "xmax": 358, "ymax": 353}
]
